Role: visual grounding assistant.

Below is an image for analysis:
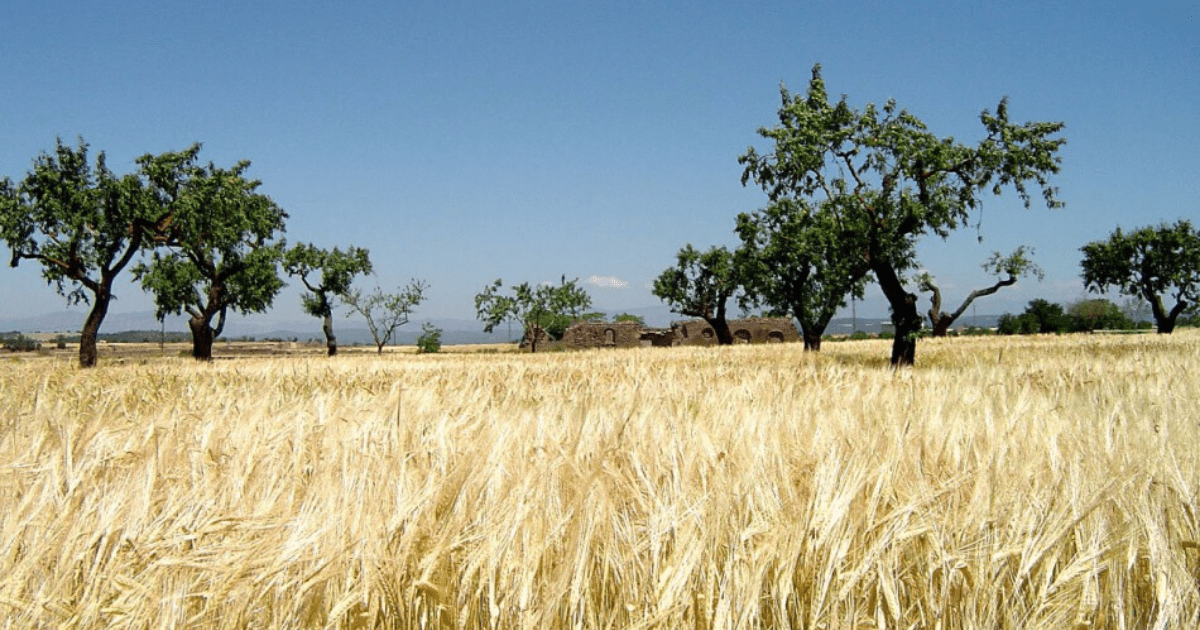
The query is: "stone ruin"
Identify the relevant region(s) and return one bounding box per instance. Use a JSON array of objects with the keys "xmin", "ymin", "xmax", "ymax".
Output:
[{"xmin": 560, "ymin": 317, "xmax": 799, "ymax": 350}]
